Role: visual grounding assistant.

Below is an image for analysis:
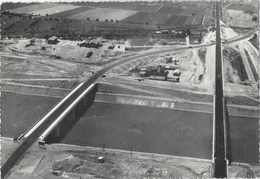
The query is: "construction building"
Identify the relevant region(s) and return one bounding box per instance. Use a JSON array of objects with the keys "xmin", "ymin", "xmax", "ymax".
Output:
[
  {"xmin": 78, "ymin": 39, "xmax": 102, "ymax": 48},
  {"xmin": 47, "ymin": 36, "xmax": 59, "ymax": 44}
]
